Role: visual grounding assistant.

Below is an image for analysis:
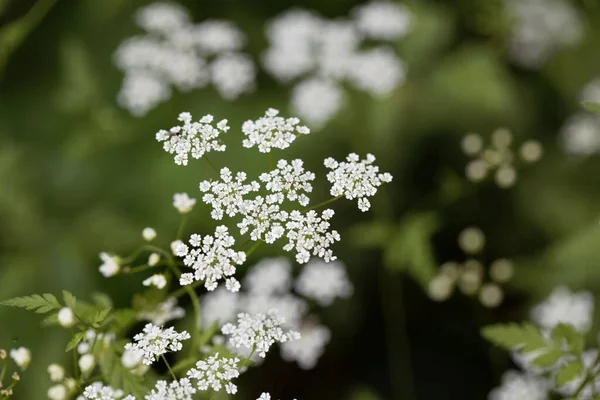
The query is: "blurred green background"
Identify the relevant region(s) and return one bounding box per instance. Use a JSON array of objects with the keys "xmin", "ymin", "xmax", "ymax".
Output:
[{"xmin": 2, "ymin": 0, "xmax": 600, "ymax": 399}]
